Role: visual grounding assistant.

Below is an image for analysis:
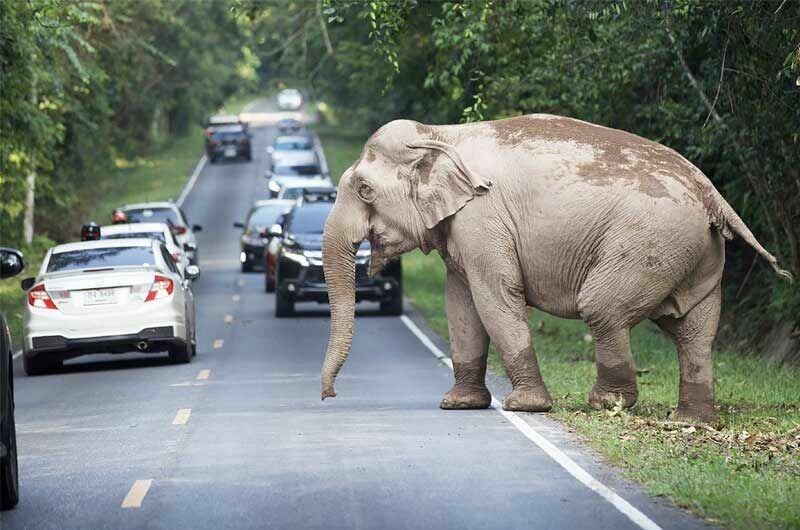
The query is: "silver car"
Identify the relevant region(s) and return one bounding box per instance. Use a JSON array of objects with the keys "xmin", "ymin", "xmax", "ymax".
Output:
[
  {"xmin": 21, "ymin": 239, "xmax": 199, "ymax": 375},
  {"xmin": 119, "ymin": 202, "xmax": 202, "ymax": 264}
]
